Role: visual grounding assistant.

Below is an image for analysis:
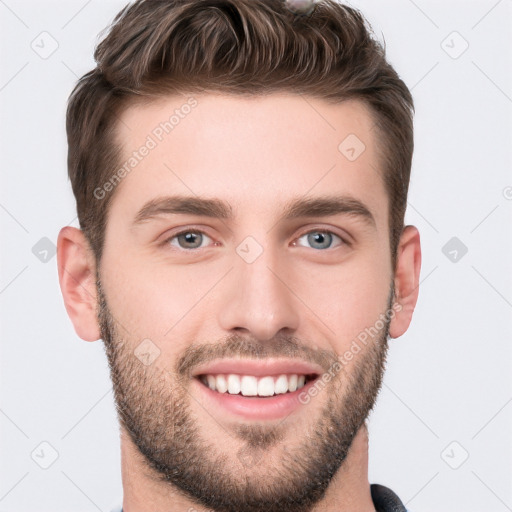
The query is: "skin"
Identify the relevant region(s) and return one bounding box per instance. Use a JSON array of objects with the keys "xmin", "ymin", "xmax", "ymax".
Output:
[{"xmin": 57, "ymin": 93, "xmax": 421, "ymax": 512}]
